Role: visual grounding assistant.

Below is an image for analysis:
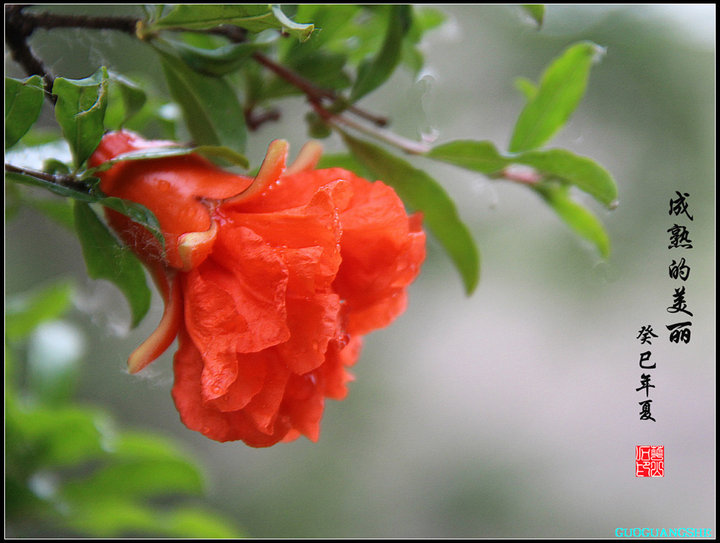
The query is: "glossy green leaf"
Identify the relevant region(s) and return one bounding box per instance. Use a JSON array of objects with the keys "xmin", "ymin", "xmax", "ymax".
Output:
[
  {"xmin": 52, "ymin": 67, "xmax": 109, "ymax": 167},
  {"xmin": 5, "ymin": 280, "xmax": 75, "ymax": 341},
  {"xmin": 5, "ymin": 75, "xmax": 46, "ymax": 149},
  {"xmin": 509, "ymin": 41, "xmax": 604, "ymax": 153},
  {"xmin": 293, "ymin": 4, "xmax": 361, "ymax": 51},
  {"xmin": 73, "ymin": 201, "xmax": 151, "ymax": 328},
  {"xmin": 534, "ymin": 182, "xmax": 611, "ymax": 257},
  {"xmin": 342, "ymin": 133, "xmax": 480, "ymax": 294},
  {"xmin": 150, "ymin": 4, "xmax": 313, "ymax": 41},
  {"xmin": 351, "ymin": 5, "xmax": 412, "ymax": 102},
  {"xmin": 426, "ymin": 140, "xmax": 508, "ymax": 174},
  {"xmin": 512, "ymin": 148, "xmax": 618, "ymax": 208},
  {"xmin": 87, "ymin": 144, "xmax": 250, "ymax": 172},
  {"xmin": 521, "ymin": 5, "xmax": 545, "ymax": 27},
  {"xmin": 157, "ymin": 49, "xmax": 246, "ymax": 152}
]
